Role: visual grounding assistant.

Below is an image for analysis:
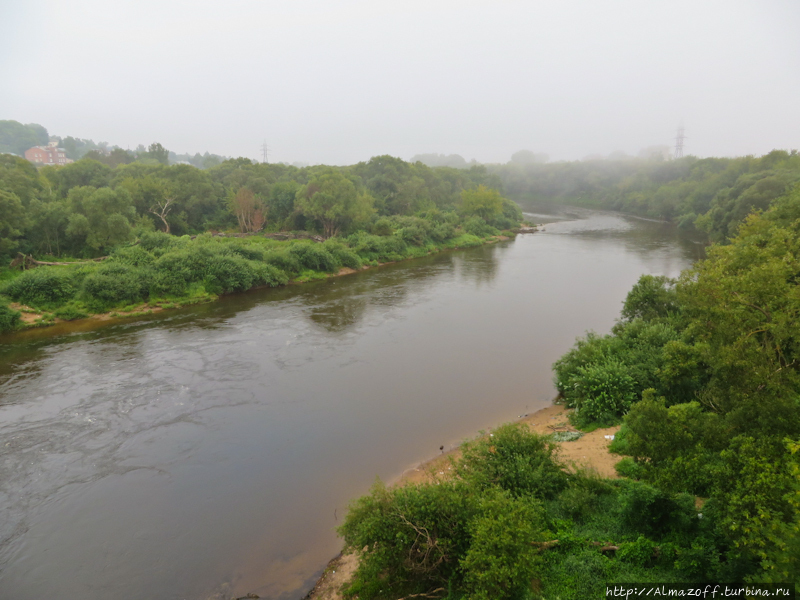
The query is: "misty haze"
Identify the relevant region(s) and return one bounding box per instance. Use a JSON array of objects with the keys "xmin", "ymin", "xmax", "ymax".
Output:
[{"xmin": 1, "ymin": 2, "xmax": 799, "ymax": 600}]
